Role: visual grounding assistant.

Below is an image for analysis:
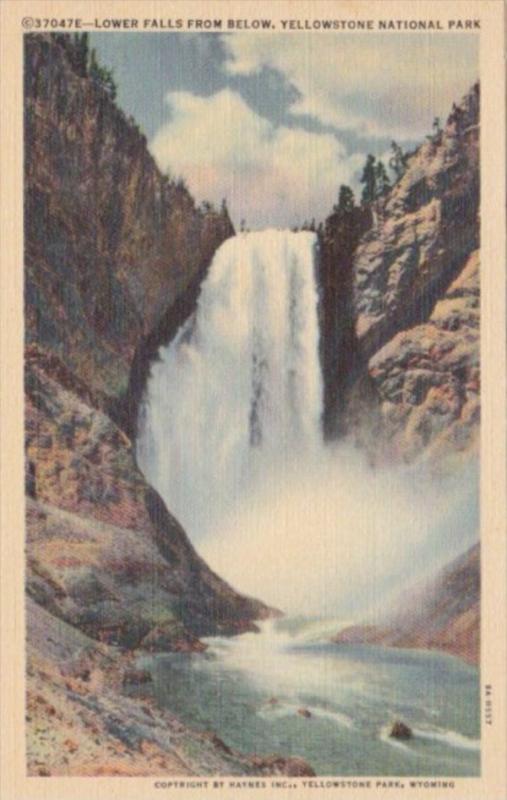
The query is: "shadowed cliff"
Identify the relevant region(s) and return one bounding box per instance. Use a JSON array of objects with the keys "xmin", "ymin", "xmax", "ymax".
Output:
[
  {"xmin": 24, "ymin": 33, "xmax": 234, "ymax": 435},
  {"xmin": 24, "ymin": 34, "xmax": 270, "ymax": 653}
]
